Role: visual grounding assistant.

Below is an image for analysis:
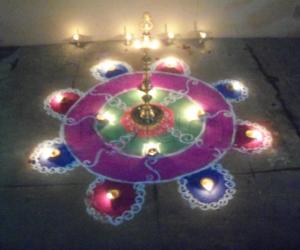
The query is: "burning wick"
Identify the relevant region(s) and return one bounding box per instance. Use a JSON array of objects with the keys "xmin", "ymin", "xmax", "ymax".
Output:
[
  {"xmin": 125, "ymin": 32, "xmax": 133, "ymax": 46},
  {"xmin": 147, "ymin": 148, "xmax": 159, "ymax": 156},
  {"xmin": 227, "ymin": 80, "xmax": 242, "ymax": 92},
  {"xmin": 164, "ymin": 57, "xmax": 178, "ymax": 68},
  {"xmin": 102, "ymin": 61, "xmax": 117, "ymax": 72},
  {"xmin": 199, "ymin": 31, "xmax": 207, "ymax": 39},
  {"xmin": 106, "ymin": 189, "xmax": 120, "ymax": 200},
  {"xmin": 200, "ymin": 177, "xmax": 215, "ymax": 192},
  {"xmin": 133, "ymin": 39, "xmax": 142, "ymax": 49},
  {"xmin": 72, "ymin": 30, "xmax": 81, "ymax": 47},
  {"xmin": 72, "ymin": 33, "xmax": 80, "ymax": 42},
  {"xmin": 245, "ymin": 129, "xmax": 263, "ymax": 141},
  {"xmin": 143, "ymin": 142, "xmax": 160, "ymax": 156},
  {"xmin": 197, "ymin": 108, "xmax": 206, "ymax": 117},
  {"xmin": 96, "ymin": 111, "xmax": 116, "ymax": 125},
  {"xmin": 167, "ymin": 31, "xmax": 175, "ymax": 44},
  {"xmin": 185, "ymin": 105, "xmax": 206, "ymax": 121},
  {"xmin": 55, "ymin": 93, "xmax": 66, "ymax": 103},
  {"xmin": 44, "ymin": 147, "xmax": 61, "ymax": 159},
  {"xmin": 198, "ymin": 31, "xmax": 208, "ymax": 45}
]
